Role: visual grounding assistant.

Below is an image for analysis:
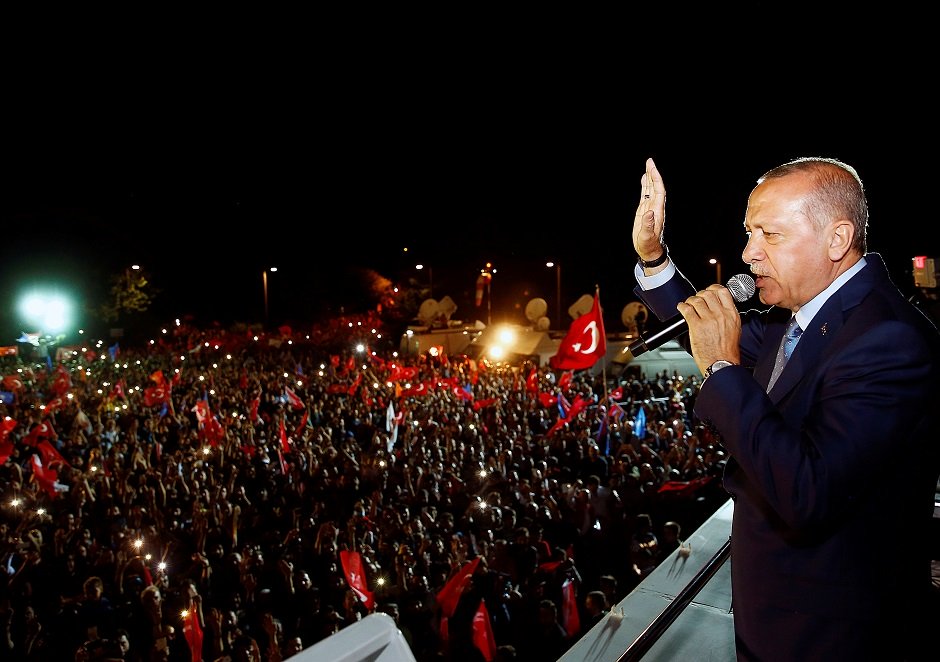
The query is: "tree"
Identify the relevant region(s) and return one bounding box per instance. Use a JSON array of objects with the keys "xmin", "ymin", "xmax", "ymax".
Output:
[{"xmin": 98, "ymin": 266, "xmax": 158, "ymax": 323}]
